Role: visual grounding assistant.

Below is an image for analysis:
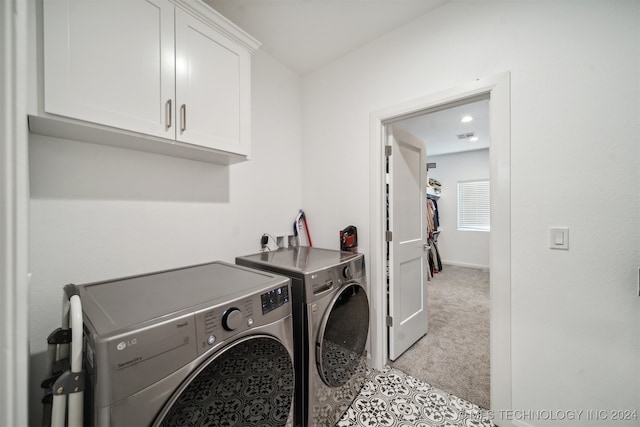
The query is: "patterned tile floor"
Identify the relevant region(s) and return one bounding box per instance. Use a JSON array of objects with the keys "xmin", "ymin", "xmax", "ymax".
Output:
[{"xmin": 337, "ymin": 367, "xmax": 495, "ymax": 427}]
